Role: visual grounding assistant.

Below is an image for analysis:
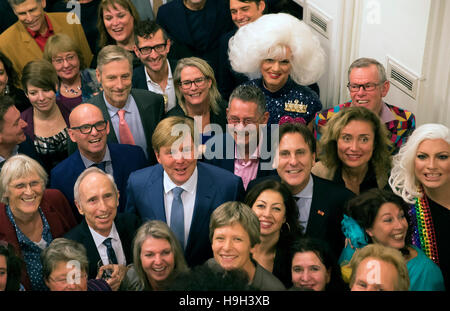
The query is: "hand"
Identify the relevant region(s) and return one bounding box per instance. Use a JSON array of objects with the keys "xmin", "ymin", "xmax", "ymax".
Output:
[{"xmin": 97, "ymin": 264, "xmax": 127, "ymax": 291}]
